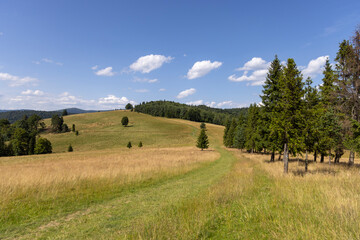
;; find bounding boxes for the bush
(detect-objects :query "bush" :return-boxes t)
[68,144,73,152]
[138,141,143,148]
[127,141,132,149]
[122,116,129,127]
[34,137,52,154]
[125,103,133,110]
[75,130,79,136]
[72,124,76,132]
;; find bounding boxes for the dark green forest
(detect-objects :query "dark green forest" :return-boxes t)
[223,28,360,173]
[134,100,248,125]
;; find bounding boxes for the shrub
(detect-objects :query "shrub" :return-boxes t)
[75,130,79,136]
[34,137,52,154]
[68,144,73,152]
[122,116,129,127]
[127,141,132,149]
[138,141,143,148]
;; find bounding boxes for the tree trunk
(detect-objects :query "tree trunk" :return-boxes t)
[278,152,282,161]
[270,151,275,162]
[305,150,308,172]
[320,154,324,163]
[349,151,355,165]
[328,149,331,165]
[283,143,289,174]
[314,150,317,162]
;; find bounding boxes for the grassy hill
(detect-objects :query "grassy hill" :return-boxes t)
[1,110,360,239]
[42,110,203,152]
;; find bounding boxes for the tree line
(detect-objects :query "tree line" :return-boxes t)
[134,100,247,125]
[223,27,360,173]
[0,113,75,157]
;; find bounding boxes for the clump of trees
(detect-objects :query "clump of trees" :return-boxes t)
[125,103,134,111]
[0,114,52,156]
[223,27,360,173]
[51,115,69,133]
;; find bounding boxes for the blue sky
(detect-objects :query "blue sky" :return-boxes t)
[0,0,359,110]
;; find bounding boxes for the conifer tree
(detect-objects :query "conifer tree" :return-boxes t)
[245,104,260,153]
[138,141,143,148]
[225,118,237,147]
[261,55,283,161]
[197,128,209,150]
[274,58,305,173]
[127,141,132,149]
[72,124,76,132]
[200,122,206,130]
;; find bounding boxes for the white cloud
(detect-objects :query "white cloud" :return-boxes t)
[187,60,222,79]
[130,54,173,73]
[228,69,268,86]
[133,77,158,83]
[135,89,149,93]
[177,88,196,99]
[21,89,44,96]
[302,56,329,78]
[186,100,203,106]
[237,57,269,71]
[32,58,63,66]
[159,88,166,92]
[95,67,115,76]
[91,65,98,70]
[0,72,39,87]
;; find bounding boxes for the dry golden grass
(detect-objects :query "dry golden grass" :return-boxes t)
[0,147,219,206]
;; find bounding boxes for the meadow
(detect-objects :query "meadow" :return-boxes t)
[1,110,360,239]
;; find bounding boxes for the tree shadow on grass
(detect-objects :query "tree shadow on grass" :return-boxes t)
[292,167,337,177]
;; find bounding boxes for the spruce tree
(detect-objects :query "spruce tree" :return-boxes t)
[225,118,237,147]
[127,141,132,149]
[261,55,283,161]
[200,122,206,130]
[275,58,305,173]
[138,141,143,148]
[197,128,209,150]
[72,124,76,132]
[245,104,260,153]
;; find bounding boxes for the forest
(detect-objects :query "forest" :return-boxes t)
[223,27,360,173]
[134,100,248,125]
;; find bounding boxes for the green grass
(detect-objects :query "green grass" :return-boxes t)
[2,111,360,239]
[43,110,197,152]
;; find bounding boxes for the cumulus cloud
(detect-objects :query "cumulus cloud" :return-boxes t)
[186,100,204,106]
[0,72,39,87]
[237,57,269,71]
[5,91,136,110]
[21,89,44,96]
[130,54,173,73]
[228,69,268,86]
[302,56,329,78]
[228,57,270,86]
[187,60,222,79]
[177,88,196,99]
[91,65,98,70]
[95,67,115,76]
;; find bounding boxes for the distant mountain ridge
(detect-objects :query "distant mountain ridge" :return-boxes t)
[0,108,98,123]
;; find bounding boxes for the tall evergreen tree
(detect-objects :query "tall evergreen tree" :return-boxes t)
[274,58,305,173]
[245,104,260,153]
[261,55,283,160]
[225,118,237,147]
[197,128,209,150]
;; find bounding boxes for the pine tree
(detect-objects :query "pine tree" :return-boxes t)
[72,124,76,132]
[200,122,206,130]
[320,59,337,108]
[138,141,143,147]
[197,128,209,150]
[127,141,132,149]
[245,104,260,153]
